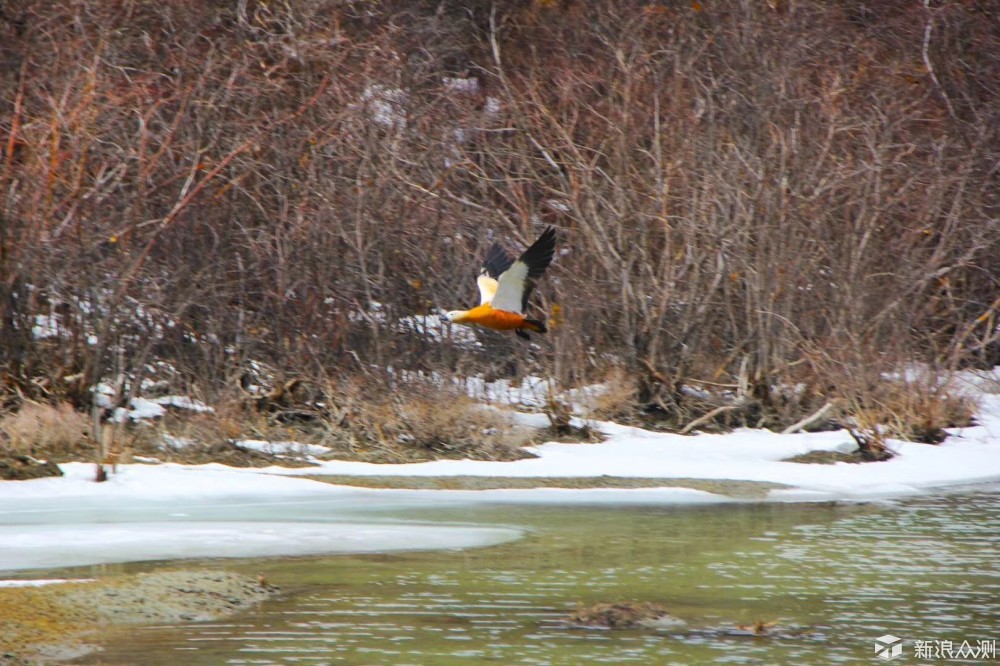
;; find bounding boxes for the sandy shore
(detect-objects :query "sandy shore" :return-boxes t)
[303,474,787,498]
[0,569,278,664]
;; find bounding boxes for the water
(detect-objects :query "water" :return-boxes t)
[78,488,999,664]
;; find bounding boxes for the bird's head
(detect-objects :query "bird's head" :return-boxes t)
[440,310,469,324]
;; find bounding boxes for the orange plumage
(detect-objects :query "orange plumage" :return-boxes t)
[452,305,546,332]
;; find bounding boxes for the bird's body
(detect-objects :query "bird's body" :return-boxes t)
[442,227,556,339]
[446,303,547,332]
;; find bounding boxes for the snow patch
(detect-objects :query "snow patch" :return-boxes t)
[114,397,166,422]
[236,440,332,458]
[361,84,407,130]
[443,77,479,94]
[399,313,480,346]
[0,578,95,587]
[32,314,61,339]
[152,396,214,413]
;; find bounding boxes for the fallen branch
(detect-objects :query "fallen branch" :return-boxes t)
[781,400,840,435]
[680,403,745,435]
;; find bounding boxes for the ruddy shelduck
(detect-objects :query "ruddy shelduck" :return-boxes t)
[441,227,557,340]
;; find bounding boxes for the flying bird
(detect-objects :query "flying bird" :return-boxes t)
[441,227,557,340]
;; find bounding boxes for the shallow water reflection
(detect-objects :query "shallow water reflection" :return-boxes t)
[84,487,1000,665]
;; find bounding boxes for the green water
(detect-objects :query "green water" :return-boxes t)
[85,488,999,665]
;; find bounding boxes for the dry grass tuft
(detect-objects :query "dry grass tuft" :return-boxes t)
[316,378,531,462]
[0,402,91,460]
[846,378,976,445]
[581,368,639,423]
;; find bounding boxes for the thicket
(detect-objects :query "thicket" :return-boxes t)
[1,0,998,448]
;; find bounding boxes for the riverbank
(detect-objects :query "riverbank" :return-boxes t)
[2,373,998,661]
[2,384,999,573]
[0,569,278,664]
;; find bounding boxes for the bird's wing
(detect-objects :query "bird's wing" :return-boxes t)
[478,243,515,305]
[477,274,499,305]
[490,227,556,314]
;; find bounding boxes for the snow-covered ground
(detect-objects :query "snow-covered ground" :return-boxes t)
[260,397,1000,501]
[2,370,999,573]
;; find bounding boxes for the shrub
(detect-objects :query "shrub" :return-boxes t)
[313,376,531,462]
[0,402,90,459]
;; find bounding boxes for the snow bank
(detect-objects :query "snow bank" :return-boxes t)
[260,409,1000,501]
[0,461,342,501]
[2,382,999,505]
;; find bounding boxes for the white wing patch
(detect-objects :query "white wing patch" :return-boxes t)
[490,261,529,313]
[477,274,499,305]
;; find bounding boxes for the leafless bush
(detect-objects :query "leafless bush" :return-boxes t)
[1,0,996,441]
[470,1,999,429]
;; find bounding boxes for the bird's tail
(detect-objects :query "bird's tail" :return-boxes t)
[523,318,547,334]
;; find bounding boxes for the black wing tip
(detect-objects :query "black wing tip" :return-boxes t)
[520,226,558,277]
[532,226,557,253]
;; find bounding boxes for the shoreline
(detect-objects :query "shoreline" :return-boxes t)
[301,474,787,498]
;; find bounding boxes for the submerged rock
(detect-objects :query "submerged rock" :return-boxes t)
[566,601,685,629]
[685,621,823,641]
[562,603,816,643]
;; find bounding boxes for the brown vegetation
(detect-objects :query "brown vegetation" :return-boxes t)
[127,373,530,465]
[305,374,531,461]
[568,601,681,629]
[1,1,997,453]
[0,402,90,457]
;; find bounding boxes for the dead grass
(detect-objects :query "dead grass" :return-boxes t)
[580,368,639,424]
[783,450,866,465]
[310,378,532,462]
[536,388,605,444]
[885,383,976,443]
[131,405,275,456]
[0,402,91,460]
[846,378,976,445]
[0,377,533,469]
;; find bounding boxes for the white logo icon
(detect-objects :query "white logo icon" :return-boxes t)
[875,634,903,661]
